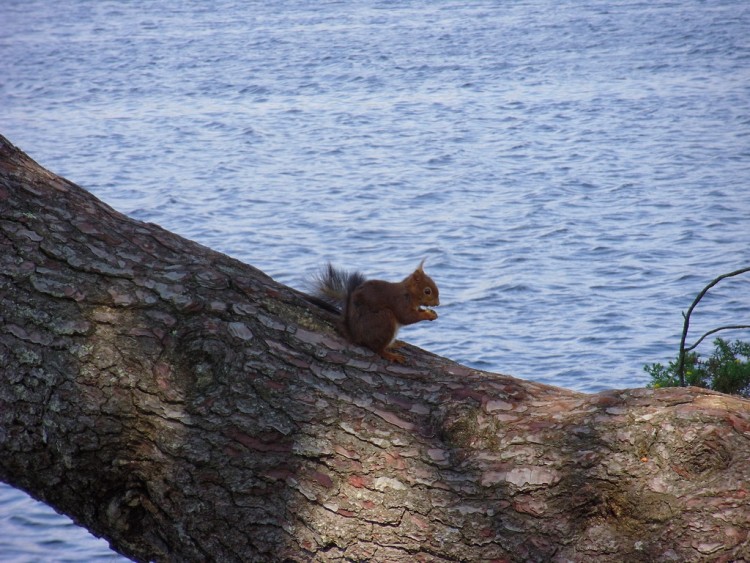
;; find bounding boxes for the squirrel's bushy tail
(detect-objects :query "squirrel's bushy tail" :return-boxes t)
[312,263,366,312]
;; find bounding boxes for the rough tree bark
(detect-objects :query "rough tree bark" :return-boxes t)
[1,133,749,563]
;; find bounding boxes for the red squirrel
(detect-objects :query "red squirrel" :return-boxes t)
[313,260,440,363]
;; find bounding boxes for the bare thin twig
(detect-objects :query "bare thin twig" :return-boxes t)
[677,266,750,386]
[685,325,750,352]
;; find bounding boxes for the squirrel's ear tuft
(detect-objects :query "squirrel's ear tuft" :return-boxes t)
[417,258,426,272]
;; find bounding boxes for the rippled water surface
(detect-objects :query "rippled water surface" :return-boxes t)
[2,0,749,559]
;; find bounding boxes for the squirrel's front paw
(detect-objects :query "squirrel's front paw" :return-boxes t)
[424,309,438,321]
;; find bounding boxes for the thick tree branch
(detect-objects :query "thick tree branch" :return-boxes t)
[1,134,749,562]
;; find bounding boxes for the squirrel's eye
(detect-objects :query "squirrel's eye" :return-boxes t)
[424,287,432,295]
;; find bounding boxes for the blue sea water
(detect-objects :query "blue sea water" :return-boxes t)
[1,0,749,559]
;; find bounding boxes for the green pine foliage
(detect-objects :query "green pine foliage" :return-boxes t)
[645,338,750,397]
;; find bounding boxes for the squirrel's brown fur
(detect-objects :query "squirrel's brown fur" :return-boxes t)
[313,261,440,363]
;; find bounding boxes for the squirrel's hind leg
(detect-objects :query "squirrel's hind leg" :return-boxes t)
[379,348,406,363]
